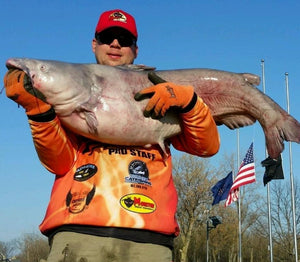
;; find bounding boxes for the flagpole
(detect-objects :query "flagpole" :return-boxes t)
[237,129,242,262]
[285,72,298,261]
[225,141,255,260]
[261,59,274,262]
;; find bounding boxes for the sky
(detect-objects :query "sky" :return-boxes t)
[1,1,300,242]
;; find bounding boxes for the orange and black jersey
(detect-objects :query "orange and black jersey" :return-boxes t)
[29,96,220,241]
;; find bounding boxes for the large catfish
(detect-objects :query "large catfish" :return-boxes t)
[5,58,300,158]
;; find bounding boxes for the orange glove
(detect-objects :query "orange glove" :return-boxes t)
[4,69,52,116]
[134,73,196,118]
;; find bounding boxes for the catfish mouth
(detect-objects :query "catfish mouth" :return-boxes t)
[6,59,22,70]
[5,58,31,78]
[5,58,34,84]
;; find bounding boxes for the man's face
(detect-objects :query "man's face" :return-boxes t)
[92,27,138,66]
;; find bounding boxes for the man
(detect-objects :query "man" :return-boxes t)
[4,9,220,262]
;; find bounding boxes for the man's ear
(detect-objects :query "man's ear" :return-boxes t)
[134,45,139,59]
[92,38,97,53]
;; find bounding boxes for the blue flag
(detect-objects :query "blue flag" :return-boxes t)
[211,172,233,205]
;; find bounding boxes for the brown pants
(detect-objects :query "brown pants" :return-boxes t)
[43,231,172,262]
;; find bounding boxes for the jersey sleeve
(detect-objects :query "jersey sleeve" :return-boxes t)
[170,96,220,157]
[29,116,78,175]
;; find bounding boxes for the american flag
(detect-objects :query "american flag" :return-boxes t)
[225,142,256,207]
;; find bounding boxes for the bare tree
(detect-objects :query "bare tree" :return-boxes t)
[0,240,16,261]
[173,150,265,262]
[173,154,218,262]
[255,180,300,261]
[15,233,49,262]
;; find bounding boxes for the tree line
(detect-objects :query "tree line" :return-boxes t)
[1,153,299,262]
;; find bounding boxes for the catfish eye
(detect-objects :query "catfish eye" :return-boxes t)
[40,64,47,72]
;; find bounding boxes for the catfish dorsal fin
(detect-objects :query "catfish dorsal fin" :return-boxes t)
[242,73,260,86]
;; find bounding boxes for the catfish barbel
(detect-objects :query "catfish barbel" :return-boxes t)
[5,58,300,158]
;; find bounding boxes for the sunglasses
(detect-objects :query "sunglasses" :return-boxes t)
[96,32,136,47]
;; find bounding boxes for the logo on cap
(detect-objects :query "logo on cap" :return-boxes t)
[109,11,127,23]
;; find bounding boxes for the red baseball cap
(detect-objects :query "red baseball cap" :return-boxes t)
[95,9,138,39]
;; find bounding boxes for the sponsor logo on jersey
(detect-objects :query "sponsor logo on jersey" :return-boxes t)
[74,164,98,181]
[120,193,156,214]
[125,160,152,186]
[66,185,96,214]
